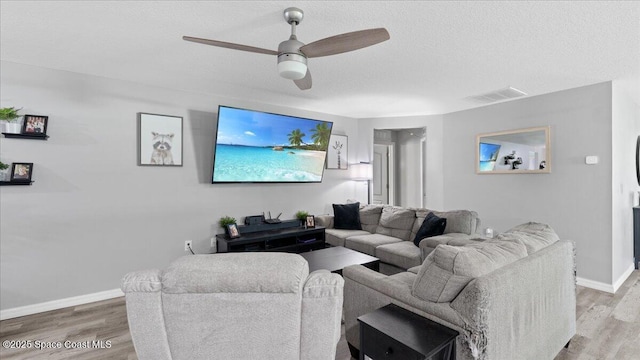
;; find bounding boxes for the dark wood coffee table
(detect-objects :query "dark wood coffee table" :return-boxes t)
[299,246,379,274]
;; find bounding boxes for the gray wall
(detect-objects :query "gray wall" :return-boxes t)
[0,61,359,310]
[442,83,614,284]
[611,79,640,283]
[395,129,426,207]
[1,61,634,311]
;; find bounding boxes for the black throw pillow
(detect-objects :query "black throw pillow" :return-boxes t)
[413,212,447,246]
[333,203,362,230]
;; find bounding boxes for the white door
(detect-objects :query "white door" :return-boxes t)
[373,144,389,204]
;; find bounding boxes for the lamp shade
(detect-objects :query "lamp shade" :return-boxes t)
[351,162,373,180]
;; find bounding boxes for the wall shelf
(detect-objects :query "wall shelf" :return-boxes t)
[2,132,49,140]
[0,181,34,186]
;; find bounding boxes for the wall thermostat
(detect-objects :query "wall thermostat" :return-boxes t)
[585,156,598,165]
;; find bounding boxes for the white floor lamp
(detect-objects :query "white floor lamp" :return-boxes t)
[351,162,373,204]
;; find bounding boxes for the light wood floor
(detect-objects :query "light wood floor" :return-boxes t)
[1,270,638,360]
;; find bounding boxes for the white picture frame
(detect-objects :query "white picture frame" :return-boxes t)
[138,113,183,166]
[326,134,348,170]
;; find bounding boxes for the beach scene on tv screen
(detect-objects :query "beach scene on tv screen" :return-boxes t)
[479,142,501,171]
[213,107,332,182]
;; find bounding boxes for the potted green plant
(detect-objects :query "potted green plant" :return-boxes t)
[219,216,237,235]
[0,107,22,133]
[0,161,9,181]
[295,211,309,227]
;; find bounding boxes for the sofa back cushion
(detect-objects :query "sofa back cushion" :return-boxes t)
[496,222,559,255]
[412,240,527,302]
[412,209,479,239]
[375,206,416,241]
[359,204,384,233]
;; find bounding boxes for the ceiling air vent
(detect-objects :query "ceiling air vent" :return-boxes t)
[466,86,527,104]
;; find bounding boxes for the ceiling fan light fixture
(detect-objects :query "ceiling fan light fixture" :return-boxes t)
[184,7,390,90]
[277,53,307,80]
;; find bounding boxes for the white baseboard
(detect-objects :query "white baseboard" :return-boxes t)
[576,277,614,293]
[577,264,635,294]
[612,263,635,293]
[0,288,124,321]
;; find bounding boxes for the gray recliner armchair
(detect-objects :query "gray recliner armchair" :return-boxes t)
[121,253,344,360]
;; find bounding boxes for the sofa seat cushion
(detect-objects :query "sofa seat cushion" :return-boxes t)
[375,206,416,241]
[325,229,370,247]
[412,240,527,302]
[497,222,560,255]
[345,234,403,256]
[407,265,421,274]
[421,233,472,248]
[375,242,423,270]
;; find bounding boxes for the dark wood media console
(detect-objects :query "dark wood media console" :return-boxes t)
[216,220,326,253]
[634,207,639,269]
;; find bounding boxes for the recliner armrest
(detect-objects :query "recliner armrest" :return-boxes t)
[301,269,345,359]
[121,269,162,293]
[303,270,344,298]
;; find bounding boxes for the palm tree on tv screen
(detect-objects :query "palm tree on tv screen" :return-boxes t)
[288,129,305,147]
[310,123,330,150]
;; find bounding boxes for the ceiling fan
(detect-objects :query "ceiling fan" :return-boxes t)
[183,7,390,90]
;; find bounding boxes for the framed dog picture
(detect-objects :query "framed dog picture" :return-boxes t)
[138,113,183,166]
[305,215,315,228]
[10,163,33,182]
[22,115,48,136]
[226,224,240,238]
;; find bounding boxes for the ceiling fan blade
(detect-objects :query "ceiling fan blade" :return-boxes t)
[183,36,278,56]
[294,69,312,90]
[300,28,389,58]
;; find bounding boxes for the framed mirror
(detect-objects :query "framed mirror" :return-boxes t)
[476,126,550,174]
[636,135,640,186]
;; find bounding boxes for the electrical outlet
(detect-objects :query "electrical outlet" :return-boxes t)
[184,240,192,252]
[210,237,215,247]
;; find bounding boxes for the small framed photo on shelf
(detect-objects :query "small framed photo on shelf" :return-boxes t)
[305,215,316,228]
[22,115,48,136]
[10,162,33,182]
[226,224,240,238]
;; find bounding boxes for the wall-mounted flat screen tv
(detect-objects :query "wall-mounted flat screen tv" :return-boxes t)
[212,106,333,183]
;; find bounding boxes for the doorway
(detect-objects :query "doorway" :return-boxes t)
[373,144,393,204]
[373,128,426,207]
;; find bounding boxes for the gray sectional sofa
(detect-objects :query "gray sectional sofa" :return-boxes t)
[343,222,576,360]
[316,204,484,274]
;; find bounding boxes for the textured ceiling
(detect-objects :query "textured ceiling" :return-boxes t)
[1,1,638,118]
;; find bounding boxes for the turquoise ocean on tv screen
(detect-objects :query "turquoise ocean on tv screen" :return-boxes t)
[213,144,325,182]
